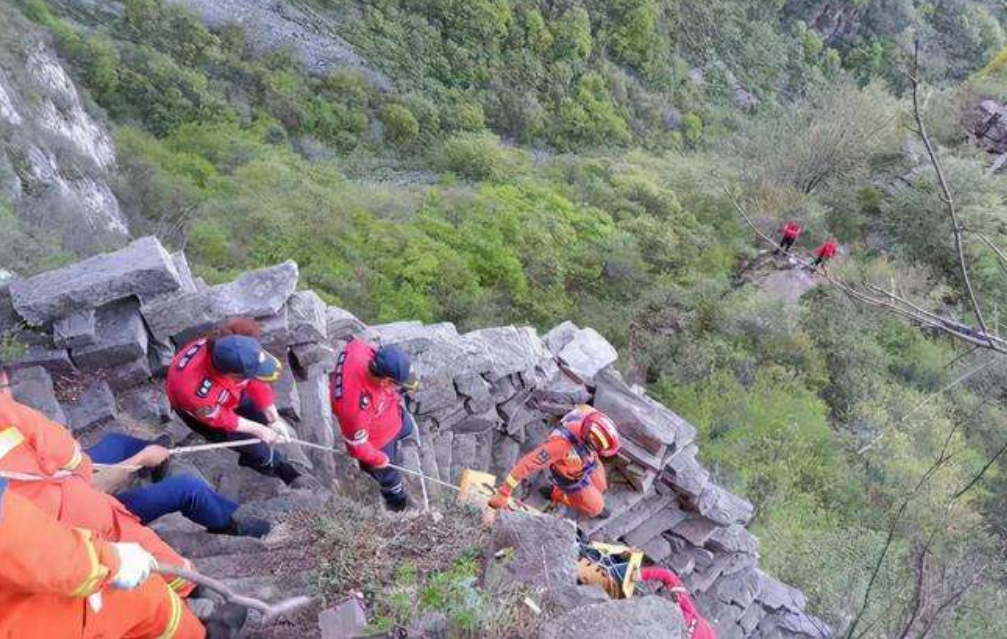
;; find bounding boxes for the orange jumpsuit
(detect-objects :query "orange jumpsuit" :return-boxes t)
[0,477,204,638]
[0,391,195,597]
[500,405,608,517]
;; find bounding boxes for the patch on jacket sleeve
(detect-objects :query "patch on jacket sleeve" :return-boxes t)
[359,393,371,411]
[196,378,214,398]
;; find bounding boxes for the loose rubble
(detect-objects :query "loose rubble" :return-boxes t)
[0,237,830,638]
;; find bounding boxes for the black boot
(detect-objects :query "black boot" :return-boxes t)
[537,485,554,501]
[208,517,271,539]
[203,602,248,639]
[383,490,409,512]
[273,460,302,485]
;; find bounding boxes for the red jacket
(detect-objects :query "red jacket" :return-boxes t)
[638,567,716,639]
[782,222,801,240]
[816,241,837,260]
[165,338,274,432]
[330,339,404,467]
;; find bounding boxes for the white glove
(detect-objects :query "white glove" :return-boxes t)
[270,418,294,444]
[111,542,156,590]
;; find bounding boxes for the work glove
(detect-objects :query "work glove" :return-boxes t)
[488,492,512,510]
[270,418,294,444]
[369,451,391,469]
[111,542,156,590]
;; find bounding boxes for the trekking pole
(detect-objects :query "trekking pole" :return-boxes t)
[155,564,313,623]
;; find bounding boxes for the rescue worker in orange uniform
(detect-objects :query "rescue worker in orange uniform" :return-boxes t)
[489,405,620,518]
[0,365,197,598]
[0,476,205,638]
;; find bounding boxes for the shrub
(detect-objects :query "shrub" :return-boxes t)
[380,103,420,146]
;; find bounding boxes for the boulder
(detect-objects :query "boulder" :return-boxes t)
[117,383,173,424]
[707,524,759,555]
[664,444,709,498]
[697,483,754,526]
[593,369,685,456]
[142,261,299,344]
[555,327,617,383]
[755,570,806,613]
[148,340,174,377]
[9,236,183,325]
[463,326,552,381]
[285,290,327,345]
[489,511,578,589]
[622,503,688,547]
[105,357,152,392]
[530,372,591,416]
[325,306,367,341]
[10,366,66,423]
[543,320,579,354]
[294,371,336,484]
[52,309,97,349]
[71,298,149,371]
[540,596,687,639]
[64,380,117,433]
[171,251,198,293]
[273,358,302,420]
[7,345,75,376]
[318,598,367,639]
[713,567,762,610]
[290,341,336,375]
[669,514,720,547]
[0,279,18,336]
[541,584,609,614]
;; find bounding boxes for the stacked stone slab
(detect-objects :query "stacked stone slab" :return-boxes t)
[0,239,828,638]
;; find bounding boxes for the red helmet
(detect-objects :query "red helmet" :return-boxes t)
[584,412,620,457]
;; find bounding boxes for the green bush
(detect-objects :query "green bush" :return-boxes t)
[380,103,420,146]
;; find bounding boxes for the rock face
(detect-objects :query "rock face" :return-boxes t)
[10,237,182,325]
[0,239,828,638]
[540,596,687,639]
[0,4,128,257]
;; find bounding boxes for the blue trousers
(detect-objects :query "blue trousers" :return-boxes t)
[88,433,238,529]
[177,396,286,476]
[363,410,415,504]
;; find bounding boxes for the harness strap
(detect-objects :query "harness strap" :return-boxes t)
[549,425,597,493]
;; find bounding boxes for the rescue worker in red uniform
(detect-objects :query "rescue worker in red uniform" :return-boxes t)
[330,339,418,512]
[776,221,802,254]
[0,476,206,638]
[488,405,620,518]
[166,319,302,485]
[638,566,717,639]
[811,239,838,271]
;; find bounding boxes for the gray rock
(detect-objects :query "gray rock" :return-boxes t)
[543,320,579,354]
[285,290,327,344]
[71,298,149,371]
[10,366,67,423]
[713,567,762,609]
[273,358,302,420]
[432,430,453,484]
[593,368,685,456]
[52,309,97,348]
[9,236,182,325]
[64,380,117,432]
[0,280,19,336]
[664,444,709,498]
[105,357,152,392]
[7,344,75,376]
[325,306,367,341]
[531,372,591,416]
[670,514,720,547]
[597,492,677,541]
[542,584,609,614]
[463,326,552,381]
[697,483,754,526]
[739,602,766,635]
[142,261,298,344]
[294,371,336,484]
[171,251,198,293]
[454,374,493,411]
[489,511,578,589]
[755,570,806,613]
[555,327,617,383]
[318,598,367,639]
[451,404,501,435]
[449,432,477,486]
[639,536,672,562]
[290,341,336,375]
[540,596,686,639]
[623,503,688,547]
[117,383,173,424]
[707,524,758,555]
[148,340,174,377]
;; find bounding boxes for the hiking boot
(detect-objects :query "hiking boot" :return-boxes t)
[383,491,410,513]
[203,602,247,639]
[537,485,555,502]
[273,460,302,485]
[208,517,271,539]
[595,506,611,519]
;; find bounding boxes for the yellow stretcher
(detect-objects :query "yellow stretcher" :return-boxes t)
[457,469,540,524]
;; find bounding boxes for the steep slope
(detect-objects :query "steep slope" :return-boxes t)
[0,3,128,261]
[1,237,829,638]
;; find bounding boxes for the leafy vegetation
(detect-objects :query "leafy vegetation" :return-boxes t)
[8,0,1007,634]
